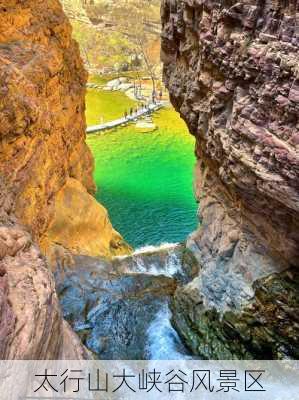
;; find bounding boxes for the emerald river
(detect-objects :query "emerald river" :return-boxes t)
[86,87,197,248]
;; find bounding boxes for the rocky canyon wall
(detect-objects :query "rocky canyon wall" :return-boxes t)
[161,0,299,358]
[0,178,90,359]
[0,0,130,265]
[0,0,129,359]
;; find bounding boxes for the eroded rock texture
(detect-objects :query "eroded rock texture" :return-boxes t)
[161,0,299,358]
[0,0,130,359]
[0,225,91,359]
[0,180,90,359]
[0,0,130,264]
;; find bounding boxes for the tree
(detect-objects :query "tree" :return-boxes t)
[63,0,162,88]
[106,0,161,90]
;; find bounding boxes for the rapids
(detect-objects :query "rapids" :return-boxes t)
[56,244,198,360]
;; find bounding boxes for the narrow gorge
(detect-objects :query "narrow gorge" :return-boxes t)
[0,0,298,361]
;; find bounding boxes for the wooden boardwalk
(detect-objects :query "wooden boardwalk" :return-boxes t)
[86,102,164,134]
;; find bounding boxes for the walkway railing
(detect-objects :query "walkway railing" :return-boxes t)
[86,102,164,134]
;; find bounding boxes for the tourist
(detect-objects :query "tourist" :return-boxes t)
[152,90,157,104]
[124,110,128,120]
[146,104,150,115]
[134,82,137,99]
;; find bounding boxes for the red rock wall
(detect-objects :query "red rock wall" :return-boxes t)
[0,179,90,359]
[161,0,299,269]
[0,0,130,263]
[0,0,92,236]
[162,0,299,359]
[0,0,128,359]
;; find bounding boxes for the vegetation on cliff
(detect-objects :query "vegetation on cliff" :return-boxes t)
[1,0,298,363]
[61,0,161,80]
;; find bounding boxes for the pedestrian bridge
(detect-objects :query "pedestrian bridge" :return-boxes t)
[86,102,164,134]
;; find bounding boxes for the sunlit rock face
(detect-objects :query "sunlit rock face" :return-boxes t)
[0,0,130,262]
[0,0,129,359]
[161,0,299,358]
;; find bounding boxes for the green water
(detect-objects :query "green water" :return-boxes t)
[86,89,136,126]
[86,90,197,248]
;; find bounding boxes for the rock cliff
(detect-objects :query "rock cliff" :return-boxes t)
[0,0,130,265]
[0,0,129,359]
[0,179,90,359]
[161,0,299,358]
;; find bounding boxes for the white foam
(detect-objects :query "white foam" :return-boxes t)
[115,243,183,277]
[114,242,179,261]
[145,303,192,360]
[133,242,179,255]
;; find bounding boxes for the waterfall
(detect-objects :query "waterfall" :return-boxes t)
[145,303,193,360]
[114,242,184,277]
